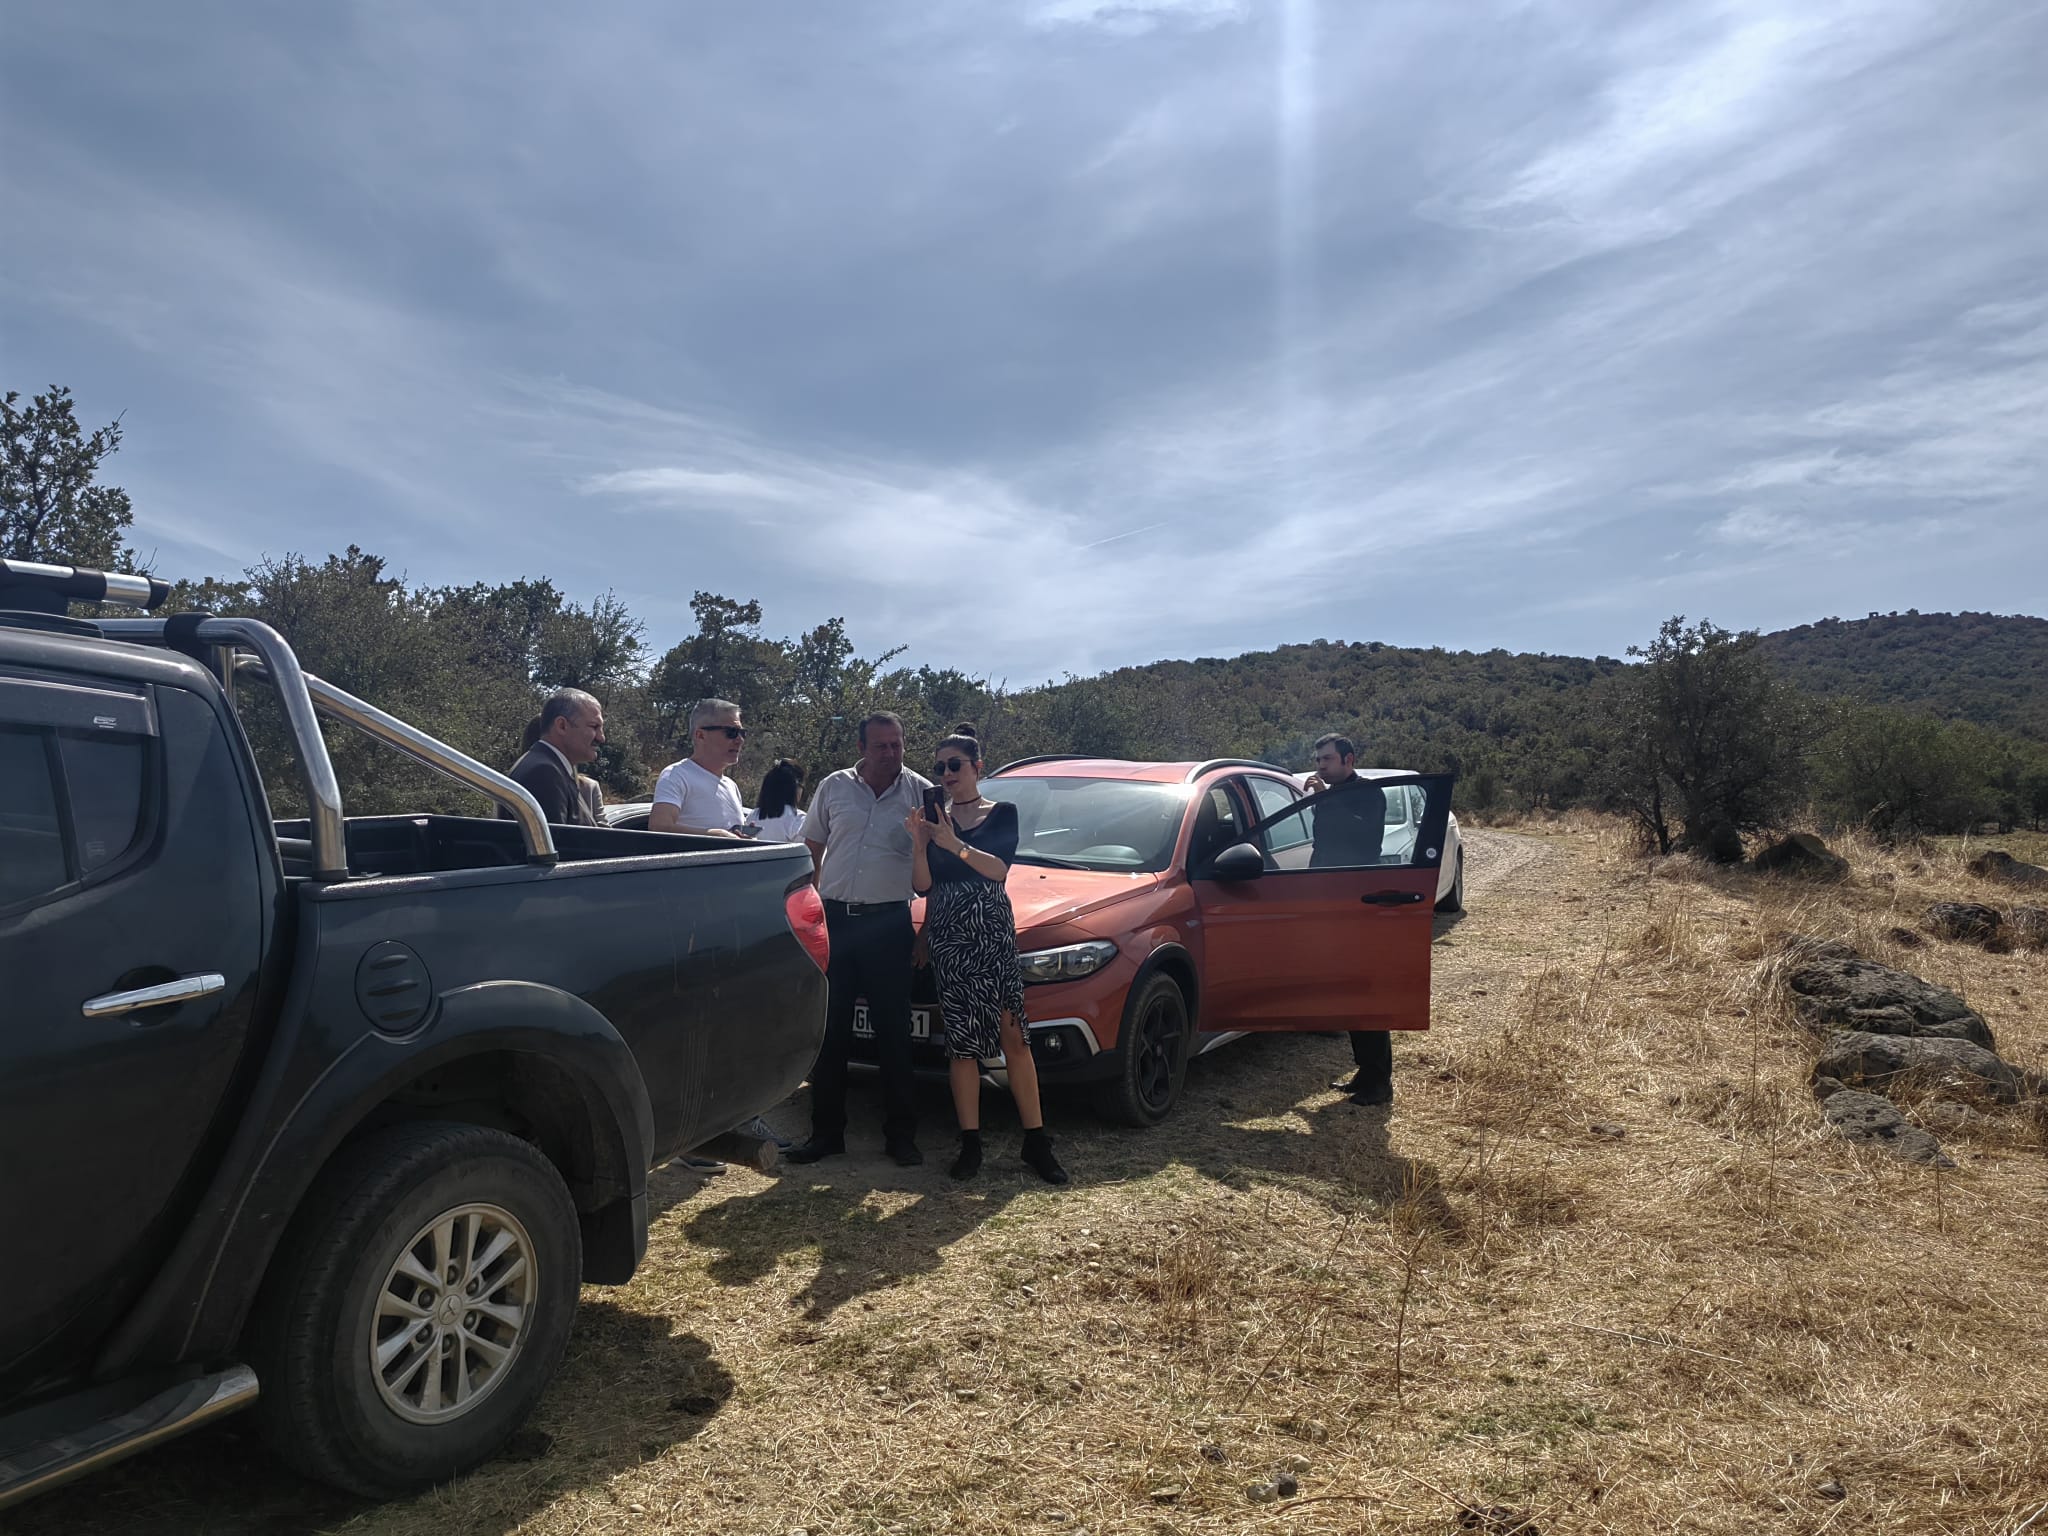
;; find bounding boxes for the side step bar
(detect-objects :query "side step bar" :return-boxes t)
[0,1364,258,1511]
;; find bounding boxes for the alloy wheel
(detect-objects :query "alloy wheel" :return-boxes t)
[370,1203,536,1424]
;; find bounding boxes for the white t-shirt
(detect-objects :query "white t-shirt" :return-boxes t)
[745,806,807,842]
[652,757,745,833]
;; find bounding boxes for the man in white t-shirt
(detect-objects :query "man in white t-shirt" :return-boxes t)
[650,698,750,838]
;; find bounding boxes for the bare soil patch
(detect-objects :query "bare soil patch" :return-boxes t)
[20,824,2048,1536]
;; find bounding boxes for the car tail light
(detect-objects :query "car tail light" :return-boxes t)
[784,884,829,973]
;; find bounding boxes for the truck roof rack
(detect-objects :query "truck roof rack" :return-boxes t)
[0,559,170,615]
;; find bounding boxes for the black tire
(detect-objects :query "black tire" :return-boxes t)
[245,1121,583,1498]
[1436,849,1465,913]
[1098,972,1190,1127]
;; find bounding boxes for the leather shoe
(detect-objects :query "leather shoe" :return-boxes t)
[1330,1073,1364,1093]
[670,1153,726,1174]
[787,1138,845,1164]
[885,1139,924,1167]
[1347,1080,1394,1107]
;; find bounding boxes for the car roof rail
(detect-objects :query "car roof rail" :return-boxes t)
[1183,758,1288,782]
[0,558,171,616]
[987,753,1103,776]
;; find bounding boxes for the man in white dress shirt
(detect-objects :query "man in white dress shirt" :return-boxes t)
[787,711,932,1166]
[650,698,750,838]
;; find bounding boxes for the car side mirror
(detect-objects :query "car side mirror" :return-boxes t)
[1209,841,1265,881]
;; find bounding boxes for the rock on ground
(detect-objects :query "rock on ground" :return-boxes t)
[1776,932,1859,963]
[1821,1090,1956,1168]
[1969,850,2048,888]
[1752,833,1851,881]
[1926,902,2008,948]
[1785,956,1996,1050]
[1813,1031,2023,1104]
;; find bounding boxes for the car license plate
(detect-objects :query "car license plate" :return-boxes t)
[852,1003,933,1041]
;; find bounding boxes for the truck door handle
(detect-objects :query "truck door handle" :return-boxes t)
[81,973,227,1018]
[1359,891,1424,905]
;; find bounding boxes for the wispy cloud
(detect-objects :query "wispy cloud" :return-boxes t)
[0,0,2041,682]
[1030,0,1249,36]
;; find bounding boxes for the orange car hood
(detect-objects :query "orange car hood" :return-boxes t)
[1002,866,1161,933]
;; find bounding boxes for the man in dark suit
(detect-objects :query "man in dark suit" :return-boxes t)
[506,689,606,826]
[1303,732,1396,1108]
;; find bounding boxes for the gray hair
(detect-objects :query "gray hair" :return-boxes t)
[540,689,602,732]
[689,697,742,734]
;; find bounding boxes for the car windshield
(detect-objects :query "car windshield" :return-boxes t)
[984,776,1192,873]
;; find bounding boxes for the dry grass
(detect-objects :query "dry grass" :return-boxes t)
[20,820,2048,1536]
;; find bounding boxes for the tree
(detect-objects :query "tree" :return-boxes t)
[2025,768,2048,832]
[643,592,787,750]
[2,386,136,570]
[1600,617,1808,858]
[1813,703,1986,838]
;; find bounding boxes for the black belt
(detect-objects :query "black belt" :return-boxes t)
[823,898,909,917]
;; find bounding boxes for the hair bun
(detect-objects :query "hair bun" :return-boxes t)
[952,722,979,740]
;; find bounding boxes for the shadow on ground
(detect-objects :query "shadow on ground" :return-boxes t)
[7,1302,731,1536]
[677,906,1470,1324]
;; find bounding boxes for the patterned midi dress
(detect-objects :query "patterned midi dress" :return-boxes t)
[924,801,1029,1062]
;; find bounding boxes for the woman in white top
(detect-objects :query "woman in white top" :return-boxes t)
[744,759,807,841]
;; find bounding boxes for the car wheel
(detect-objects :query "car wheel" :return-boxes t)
[1436,849,1465,913]
[1098,972,1190,1127]
[246,1121,582,1498]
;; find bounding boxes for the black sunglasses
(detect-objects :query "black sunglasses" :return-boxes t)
[700,725,747,739]
[932,756,972,775]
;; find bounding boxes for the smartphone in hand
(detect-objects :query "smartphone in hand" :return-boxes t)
[922,786,945,823]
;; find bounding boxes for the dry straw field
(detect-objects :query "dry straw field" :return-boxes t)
[18,823,2048,1536]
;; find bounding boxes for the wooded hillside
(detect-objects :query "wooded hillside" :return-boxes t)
[1759,611,2048,741]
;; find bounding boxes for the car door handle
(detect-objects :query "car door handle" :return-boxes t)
[1359,891,1424,905]
[81,973,228,1018]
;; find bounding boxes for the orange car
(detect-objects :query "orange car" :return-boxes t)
[848,756,1454,1125]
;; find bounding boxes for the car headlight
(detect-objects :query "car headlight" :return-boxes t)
[1016,940,1119,985]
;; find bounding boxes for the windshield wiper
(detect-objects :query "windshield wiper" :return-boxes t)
[1013,852,1099,871]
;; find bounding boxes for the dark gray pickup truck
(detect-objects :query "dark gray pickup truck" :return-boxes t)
[0,560,828,1505]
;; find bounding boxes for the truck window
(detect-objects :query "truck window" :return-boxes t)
[0,726,69,907]
[58,729,148,873]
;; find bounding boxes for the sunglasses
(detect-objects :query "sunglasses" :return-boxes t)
[932,757,973,775]
[700,725,747,739]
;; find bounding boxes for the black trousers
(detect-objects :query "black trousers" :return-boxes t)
[810,903,918,1144]
[1348,1028,1392,1084]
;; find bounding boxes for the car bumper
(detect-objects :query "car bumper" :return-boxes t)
[846,1010,1119,1085]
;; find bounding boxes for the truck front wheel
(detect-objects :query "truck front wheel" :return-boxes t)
[246,1121,583,1497]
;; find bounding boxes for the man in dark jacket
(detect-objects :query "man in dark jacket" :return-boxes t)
[1303,732,1396,1107]
[507,689,605,826]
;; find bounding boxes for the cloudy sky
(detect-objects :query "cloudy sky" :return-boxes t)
[4,0,2044,682]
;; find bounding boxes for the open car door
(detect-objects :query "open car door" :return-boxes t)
[1190,773,1453,1033]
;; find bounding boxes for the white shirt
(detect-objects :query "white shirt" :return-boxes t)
[799,764,933,904]
[745,806,807,842]
[652,757,746,833]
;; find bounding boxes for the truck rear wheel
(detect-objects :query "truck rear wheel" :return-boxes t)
[246,1121,582,1497]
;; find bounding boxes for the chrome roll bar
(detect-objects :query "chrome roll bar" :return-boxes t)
[96,617,557,877]
[240,657,557,870]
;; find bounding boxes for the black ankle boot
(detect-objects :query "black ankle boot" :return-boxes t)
[950,1130,982,1180]
[1021,1128,1069,1186]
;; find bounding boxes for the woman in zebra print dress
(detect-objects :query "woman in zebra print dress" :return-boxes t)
[907,727,1069,1184]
